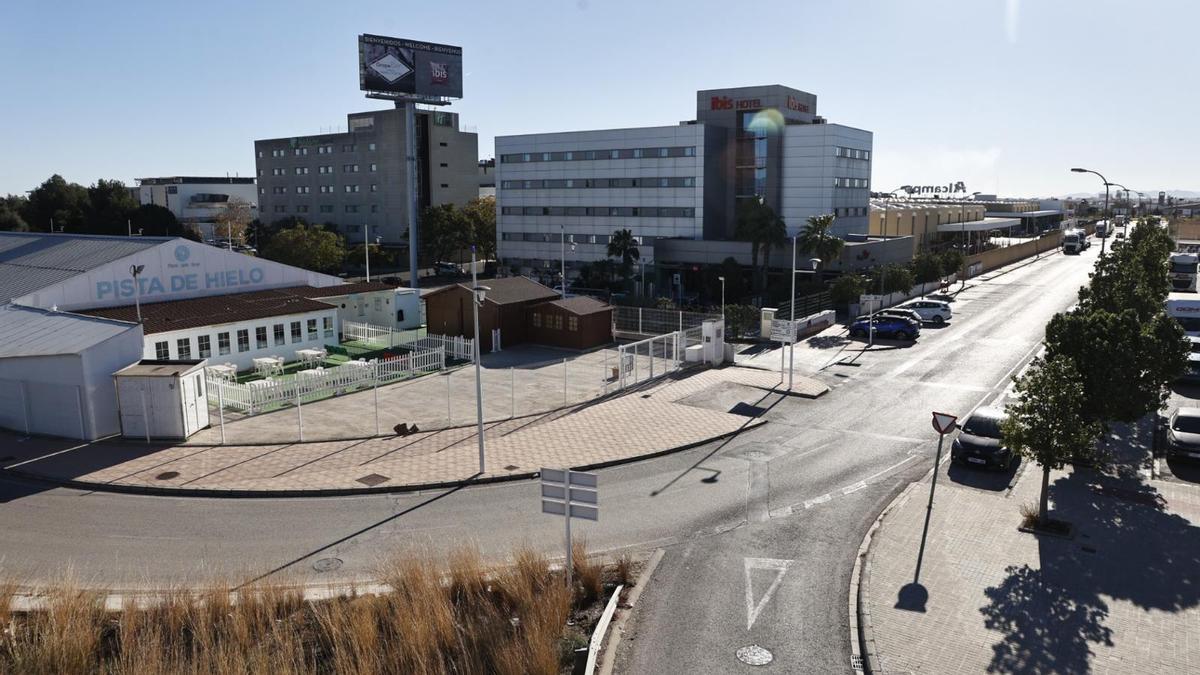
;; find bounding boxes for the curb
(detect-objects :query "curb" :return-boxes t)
[849,480,920,675]
[598,548,665,675]
[0,420,766,500]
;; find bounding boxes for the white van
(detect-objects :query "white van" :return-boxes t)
[1167,293,1200,335]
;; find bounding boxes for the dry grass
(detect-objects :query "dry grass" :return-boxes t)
[0,544,619,674]
[1019,501,1040,528]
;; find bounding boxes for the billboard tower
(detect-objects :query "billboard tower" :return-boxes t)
[359,34,463,288]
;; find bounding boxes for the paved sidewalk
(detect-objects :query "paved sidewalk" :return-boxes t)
[861,461,1200,674]
[1,366,825,495]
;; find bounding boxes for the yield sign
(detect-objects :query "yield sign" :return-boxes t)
[931,411,957,435]
[744,557,793,630]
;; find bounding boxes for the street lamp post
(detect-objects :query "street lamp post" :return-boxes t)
[1071,168,1111,256]
[129,264,145,324]
[789,257,821,388]
[959,192,982,289]
[470,247,489,475]
[364,227,371,282]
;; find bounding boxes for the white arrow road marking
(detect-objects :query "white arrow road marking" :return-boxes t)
[744,557,793,630]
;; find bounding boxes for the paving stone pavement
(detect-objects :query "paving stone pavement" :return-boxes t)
[864,461,1200,674]
[5,366,825,494]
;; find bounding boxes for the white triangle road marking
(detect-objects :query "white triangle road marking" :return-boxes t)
[744,557,793,630]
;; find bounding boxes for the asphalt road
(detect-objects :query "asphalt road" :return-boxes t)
[0,243,1098,673]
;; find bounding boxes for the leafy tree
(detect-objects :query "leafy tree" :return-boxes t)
[261,225,346,273]
[0,195,29,231]
[724,304,760,339]
[797,213,844,273]
[1079,220,1173,322]
[214,196,254,245]
[829,274,866,306]
[130,204,185,237]
[25,174,89,232]
[85,179,139,235]
[881,265,915,295]
[607,228,641,287]
[461,196,496,259]
[421,203,467,263]
[1002,356,1101,526]
[734,199,787,291]
[939,249,965,280]
[912,252,943,284]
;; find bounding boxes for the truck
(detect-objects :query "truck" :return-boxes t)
[1061,229,1090,254]
[1166,292,1200,335]
[1169,253,1199,292]
[1095,220,1111,238]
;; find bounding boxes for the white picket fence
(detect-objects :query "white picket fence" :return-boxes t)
[342,320,474,361]
[206,345,445,414]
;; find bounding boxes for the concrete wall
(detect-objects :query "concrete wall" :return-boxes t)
[966,231,1061,275]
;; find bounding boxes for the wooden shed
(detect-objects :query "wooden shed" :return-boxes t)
[526,297,614,350]
[422,277,559,352]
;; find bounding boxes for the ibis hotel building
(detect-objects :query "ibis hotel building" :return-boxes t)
[495,85,873,281]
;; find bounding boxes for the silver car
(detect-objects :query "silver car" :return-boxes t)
[897,299,953,325]
[1166,408,1200,461]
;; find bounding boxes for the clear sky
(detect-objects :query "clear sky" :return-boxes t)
[1,0,1194,199]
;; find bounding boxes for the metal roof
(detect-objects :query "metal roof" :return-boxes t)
[935,217,1023,233]
[0,232,167,304]
[0,303,140,358]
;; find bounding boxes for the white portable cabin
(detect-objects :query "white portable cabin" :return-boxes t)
[114,360,209,440]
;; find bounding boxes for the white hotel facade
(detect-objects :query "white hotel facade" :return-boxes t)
[495,85,873,281]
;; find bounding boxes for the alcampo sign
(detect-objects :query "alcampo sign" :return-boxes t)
[901,181,968,196]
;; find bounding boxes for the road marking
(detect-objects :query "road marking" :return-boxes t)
[802,493,832,509]
[842,481,867,495]
[748,461,771,523]
[744,557,793,630]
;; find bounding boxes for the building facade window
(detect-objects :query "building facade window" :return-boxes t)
[500,145,697,163]
[255,326,268,349]
[237,329,250,352]
[345,205,359,213]
[369,163,377,172]
[323,316,334,338]
[320,205,334,213]
[274,323,285,346]
[291,321,302,343]
[307,319,318,341]
[343,164,359,173]
[368,142,376,151]
[198,335,211,358]
[218,332,231,355]
[568,316,579,331]
[532,313,541,328]
[177,338,191,360]
[155,341,169,360]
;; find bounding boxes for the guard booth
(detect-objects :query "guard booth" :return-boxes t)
[114,360,209,440]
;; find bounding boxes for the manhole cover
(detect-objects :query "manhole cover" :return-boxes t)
[312,557,343,573]
[356,473,389,487]
[736,645,773,666]
[504,464,520,471]
[155,471,180,480]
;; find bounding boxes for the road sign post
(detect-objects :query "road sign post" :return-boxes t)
[541,468,599,590]
[770,319,797,387]
[914,411,958,583]
[861,294,884,348]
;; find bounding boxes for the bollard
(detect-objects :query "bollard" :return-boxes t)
[373,371,380,436]
[511,366,515,418]
[447,371,452,426]
[217,384,226,445]
[296,385,304,442]
[563,357,568,406]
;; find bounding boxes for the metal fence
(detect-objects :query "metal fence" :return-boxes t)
[612,306,721,336]
[206,345,445,414]
[775,291,832,322]
[342,320,473,360]
[616,330,689,389]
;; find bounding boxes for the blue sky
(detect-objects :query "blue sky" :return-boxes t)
[1,0,1194,199]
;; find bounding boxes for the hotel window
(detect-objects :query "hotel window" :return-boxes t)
[323,316,334,338]
[344,164,359,173]
[370,205,379,213]
[155,341,169,360]
[320,205,334,213]
[255,326,268,349]
[274,206,286,213]
[218,332,231,355]
[342,144,356,152]
[568,316,579,331]
[257,151,263,158]
[297,205,309,213]
[198,335,211,358]
[291,321,302,343]
[370,184,377,192]
[177,338,191,360]
[236,329,250,352]
[345,205,359,213]
[368,142,376,151]
[369,163,377,172]
[274,323,285,346]
[307,319,318,341]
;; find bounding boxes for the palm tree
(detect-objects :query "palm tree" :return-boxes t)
[607,228,641,288]
[734,199,788,291]
[797,213,844,272]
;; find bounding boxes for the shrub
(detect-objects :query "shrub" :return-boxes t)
[830,274,866,306]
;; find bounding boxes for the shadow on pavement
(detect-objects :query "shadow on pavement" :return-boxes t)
[978,465,1200,674]
[947,457,1021,492]
[1164,458,1200,484]
[806,334,851,350]
[0,431,181,502]
[894,582,929,613]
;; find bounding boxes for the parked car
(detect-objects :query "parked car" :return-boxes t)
[896,299,953,325]
[848,316,920,341]
[1164,407,1200,461]
[855,309,922,324]
[952,406,1016,470]
[434,261,461,275]
[1177,353,1200,384]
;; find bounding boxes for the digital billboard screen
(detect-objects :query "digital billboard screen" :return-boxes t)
[358,34,463,99]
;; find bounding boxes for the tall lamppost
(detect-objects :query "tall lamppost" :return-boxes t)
[959,192,982,289]
[559,225,575,299]
[129,264,145,324]
[789,256,820,386]
[717,275,726,323]
[470,246,489,475]
[364,228,381,282]
[1071,168,1111,256]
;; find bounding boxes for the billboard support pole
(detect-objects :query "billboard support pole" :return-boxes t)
[401,100,420,289]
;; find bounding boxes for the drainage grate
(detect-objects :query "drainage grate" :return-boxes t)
[851,654,864,670]
[155,471,180,480]
[504,464,520,471]
[736,645,774,666]
[312,557,343,573]
[356,473,389,487]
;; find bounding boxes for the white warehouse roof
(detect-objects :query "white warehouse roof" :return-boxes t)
[0,303,141,358]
